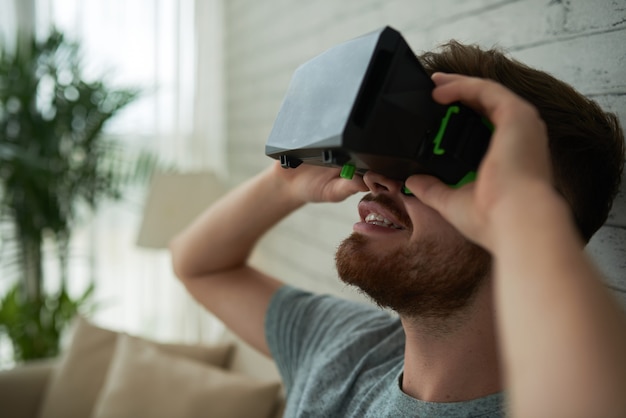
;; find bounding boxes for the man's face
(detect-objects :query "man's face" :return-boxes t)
[335,171,490,319]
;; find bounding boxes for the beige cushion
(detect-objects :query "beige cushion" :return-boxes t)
[0,359,56,418]
[92,334,281,418]
[38,317,232,418]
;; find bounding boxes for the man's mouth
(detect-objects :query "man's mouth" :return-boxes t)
[364,212,403,229]
[357,193,411,231]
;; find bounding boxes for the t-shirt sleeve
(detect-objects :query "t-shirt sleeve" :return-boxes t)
[265,285,395,390]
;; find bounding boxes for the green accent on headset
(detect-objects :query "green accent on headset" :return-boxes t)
[340,163,356,179]
[481,116,494,132]
[432,105,460,155]
[453,171,476,188]
[402,184,412,195]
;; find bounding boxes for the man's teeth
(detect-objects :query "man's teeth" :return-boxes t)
[364,213,402,229]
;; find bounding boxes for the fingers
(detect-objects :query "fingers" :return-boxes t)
[404,174,468,223]
[415,73,554,249]
[431,72,551,182]
[333,175,368,200]
[404,174,448,209]
[431,73,543,130]
[431,72,501,109]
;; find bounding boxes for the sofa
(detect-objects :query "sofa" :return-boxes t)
[0,317,285,418]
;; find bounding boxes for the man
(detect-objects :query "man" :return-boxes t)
[170,42,626,417]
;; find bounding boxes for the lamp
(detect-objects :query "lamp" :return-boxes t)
[136,171,225,249]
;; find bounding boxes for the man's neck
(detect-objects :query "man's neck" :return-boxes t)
[400,286,502,403]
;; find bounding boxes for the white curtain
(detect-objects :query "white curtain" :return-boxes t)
[1,0,226,344]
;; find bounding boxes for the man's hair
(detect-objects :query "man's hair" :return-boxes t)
[419,41,625,242]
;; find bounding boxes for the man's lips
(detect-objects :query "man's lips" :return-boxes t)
[357,194,410,231]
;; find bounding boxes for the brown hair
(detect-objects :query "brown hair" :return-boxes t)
[418,41,625,242]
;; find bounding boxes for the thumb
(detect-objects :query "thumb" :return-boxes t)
[406,174,482,244]
[404,174,454,214]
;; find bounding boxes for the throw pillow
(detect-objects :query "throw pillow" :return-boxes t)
[38,317,232,418]
[92,334,281,418]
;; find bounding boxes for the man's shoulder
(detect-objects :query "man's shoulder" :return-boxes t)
[265,284,403,373]
[269,285,397,328]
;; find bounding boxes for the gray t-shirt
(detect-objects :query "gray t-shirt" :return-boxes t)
[266,285,504,417]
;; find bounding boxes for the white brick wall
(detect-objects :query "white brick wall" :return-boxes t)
[223,0,626,304]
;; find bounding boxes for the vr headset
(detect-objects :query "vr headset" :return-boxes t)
[265,26,492,186]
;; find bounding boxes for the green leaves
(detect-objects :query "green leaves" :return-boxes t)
[0,29,141,239]
[0,28,145,362]
[0,282,96,361]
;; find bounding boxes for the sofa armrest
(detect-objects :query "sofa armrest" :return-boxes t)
[0,359,57,418]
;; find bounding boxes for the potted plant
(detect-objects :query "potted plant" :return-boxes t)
[0,29,146,362]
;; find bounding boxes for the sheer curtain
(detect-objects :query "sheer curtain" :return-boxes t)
[1,0,226,344]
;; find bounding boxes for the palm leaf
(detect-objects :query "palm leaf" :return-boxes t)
[0,28,157,362]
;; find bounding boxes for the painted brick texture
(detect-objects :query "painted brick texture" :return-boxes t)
[223,0,626,304]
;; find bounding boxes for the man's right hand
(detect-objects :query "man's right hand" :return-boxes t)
[169,160,366,357]
[271,161,368,205]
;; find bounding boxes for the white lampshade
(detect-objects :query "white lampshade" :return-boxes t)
[136,171,225,249]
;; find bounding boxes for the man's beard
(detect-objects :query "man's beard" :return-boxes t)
[335,201,491,320]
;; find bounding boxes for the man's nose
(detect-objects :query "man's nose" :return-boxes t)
[362,171,403,195]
